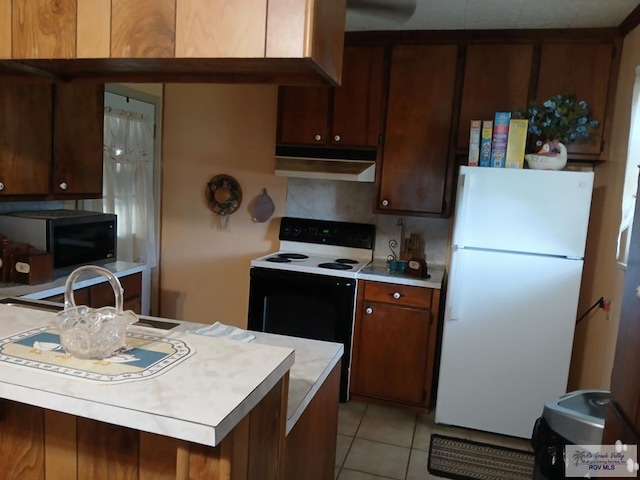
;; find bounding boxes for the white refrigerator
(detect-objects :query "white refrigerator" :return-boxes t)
[435,166,594,439]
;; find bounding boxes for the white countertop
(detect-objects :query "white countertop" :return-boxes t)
[242,332,341,435]
[151,319,343,436]
[358,260,445,289]
[0,304,295,447]
[0,261,146,300]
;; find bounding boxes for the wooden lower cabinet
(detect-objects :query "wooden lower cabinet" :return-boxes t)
[284,362,340,480]
[0,376,288,480]
[351,281,439,408]
[42,272,142,314]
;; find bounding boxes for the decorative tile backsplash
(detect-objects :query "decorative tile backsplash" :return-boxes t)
[285,178,450,265]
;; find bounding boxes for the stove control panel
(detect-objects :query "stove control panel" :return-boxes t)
[279,217,375,250]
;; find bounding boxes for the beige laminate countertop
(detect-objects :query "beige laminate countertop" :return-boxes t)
[358,260,444,289]
[0,299,342,440]
[0,261,146,300]
[0,304,294,447]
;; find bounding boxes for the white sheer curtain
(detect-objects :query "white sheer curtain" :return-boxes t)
[102,107,157,268]
[618,66,640,263]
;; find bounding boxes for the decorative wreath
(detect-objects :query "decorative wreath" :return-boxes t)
[205,174,243,216]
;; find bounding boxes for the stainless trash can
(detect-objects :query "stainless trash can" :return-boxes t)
[531,389,610,479]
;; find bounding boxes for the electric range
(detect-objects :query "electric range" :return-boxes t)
[247,217,376,402]
[250,217,375,278]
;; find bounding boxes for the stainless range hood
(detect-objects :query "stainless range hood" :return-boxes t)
[275,146,377,182]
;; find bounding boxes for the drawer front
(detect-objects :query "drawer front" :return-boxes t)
[364,281,431,309]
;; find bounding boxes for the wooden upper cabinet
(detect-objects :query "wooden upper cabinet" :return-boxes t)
[3,0,346,84]
[457,43,534,149]
[11,0,76,59]
[52,84,104,197]
[331,45,385,147]
[535,43,613,157]
[0,84,52,195]
[279,87,331,145]
[278,45,385,147]
[112,0,176,58]
[378,44,458,215]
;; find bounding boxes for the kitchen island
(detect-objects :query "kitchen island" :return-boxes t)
[0,304,342,480]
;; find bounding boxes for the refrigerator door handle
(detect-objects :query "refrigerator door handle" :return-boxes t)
[447,247,464,322]
[452,173,472,247]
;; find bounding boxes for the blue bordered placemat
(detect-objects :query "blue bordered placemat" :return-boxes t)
[0,326,194,383]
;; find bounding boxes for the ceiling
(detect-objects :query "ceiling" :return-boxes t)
[345,0,640,32]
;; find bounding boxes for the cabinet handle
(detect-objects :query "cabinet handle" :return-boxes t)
[381,199,389,207]
[334,134,341,142]
[314,134,322,141]
[392,292,403,300]
[59,182,68,190]
[0,182,4,191]
[365,307,373,315]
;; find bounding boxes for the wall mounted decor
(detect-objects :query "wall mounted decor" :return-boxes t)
[205,174,242,231]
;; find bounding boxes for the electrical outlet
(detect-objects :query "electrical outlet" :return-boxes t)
[603,298,612,322]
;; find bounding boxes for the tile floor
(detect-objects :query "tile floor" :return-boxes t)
[335,400,533,480]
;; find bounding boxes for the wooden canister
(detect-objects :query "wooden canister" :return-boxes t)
[11,247,53,285]
[406,257,428,278]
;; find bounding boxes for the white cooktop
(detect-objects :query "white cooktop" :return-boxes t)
[251,253,370,279]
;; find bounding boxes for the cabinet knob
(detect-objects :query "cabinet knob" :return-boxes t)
[365,307,373,315]
[59,182,68,190]
[393,292,402,300]
[334,134,341,142]
[314,134,322,141]
[381,199,389,207]
[0,182,4,191]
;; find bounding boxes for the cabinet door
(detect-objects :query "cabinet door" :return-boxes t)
[52,84,104,196]
[378,44,458,215]
[278,86,330,145]
[354,301,432,406]
[606,173,640,437]
[331,45,385,147]
[0,84,52,195]
[43,287,90,306]
[536,43,613,156]
[457,43,534,149]
[90,273,142,314]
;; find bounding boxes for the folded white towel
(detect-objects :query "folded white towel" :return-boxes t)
[191,322,256,343]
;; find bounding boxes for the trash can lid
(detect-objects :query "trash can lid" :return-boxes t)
[542,389,610,445]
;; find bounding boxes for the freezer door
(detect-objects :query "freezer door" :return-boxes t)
[436,248,583,438]
[453,166,594,258]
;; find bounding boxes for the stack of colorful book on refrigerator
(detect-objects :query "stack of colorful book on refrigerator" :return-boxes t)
[468,112,528,168]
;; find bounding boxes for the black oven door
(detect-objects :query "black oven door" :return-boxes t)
[247,267,356,401]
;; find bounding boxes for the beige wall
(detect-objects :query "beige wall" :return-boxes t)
[569,27,640,390]
[159,84,287,327]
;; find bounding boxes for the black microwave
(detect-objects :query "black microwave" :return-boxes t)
[0,210,117,274]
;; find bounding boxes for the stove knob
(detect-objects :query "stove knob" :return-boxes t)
[293,226,302,236]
